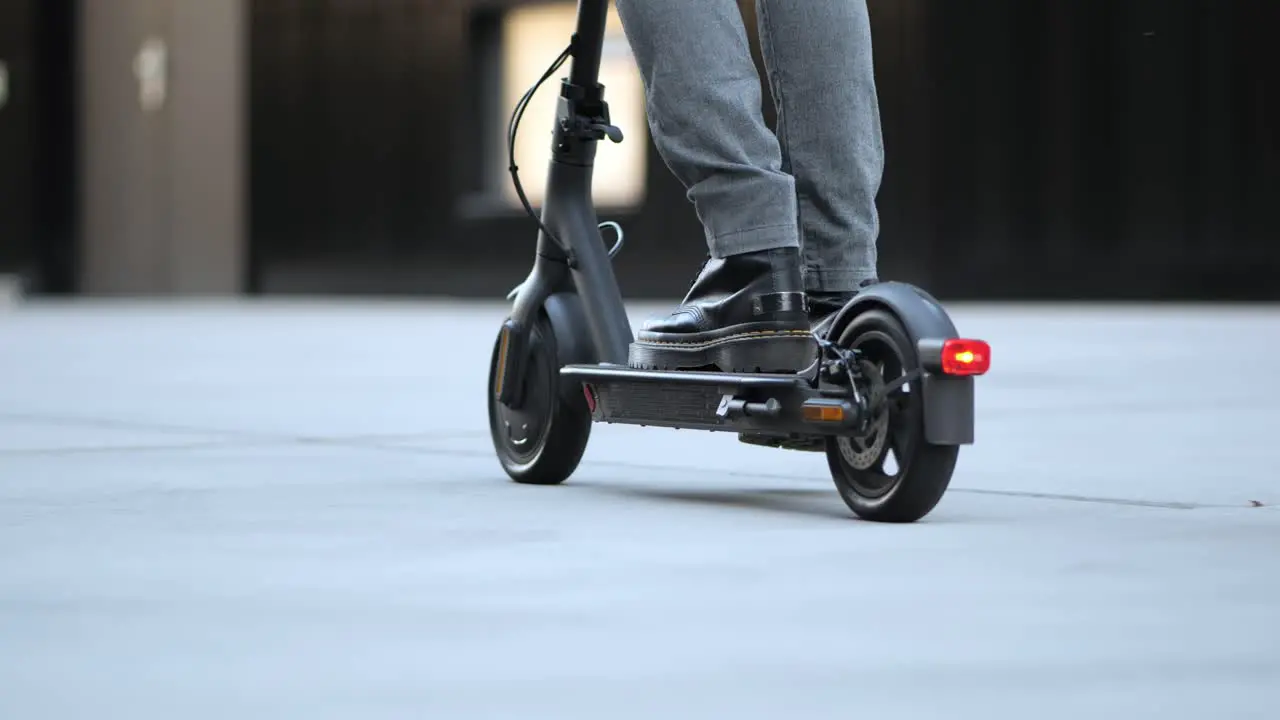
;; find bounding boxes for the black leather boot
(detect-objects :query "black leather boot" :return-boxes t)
[628,247,815,372]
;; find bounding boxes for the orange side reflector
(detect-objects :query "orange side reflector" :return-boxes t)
[494,326,510,396]
[802,404,845,423]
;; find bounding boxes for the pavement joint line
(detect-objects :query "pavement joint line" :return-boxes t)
[949,487,1202,510]
[0,411,488,445]
[0,412,267,440]
[0,434,485,457]
[0,414,1260,512]
[0,439,276,458]
[347,441,1242,511]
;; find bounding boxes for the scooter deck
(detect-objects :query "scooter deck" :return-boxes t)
[561,363,860,439]
[562,364,808,389]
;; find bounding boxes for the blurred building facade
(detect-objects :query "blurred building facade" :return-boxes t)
[2,0,1277,300]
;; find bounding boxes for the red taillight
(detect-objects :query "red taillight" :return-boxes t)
[940,338,990,376]
[582,384,597,412]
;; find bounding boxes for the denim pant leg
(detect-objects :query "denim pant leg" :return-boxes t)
[613,0,800,258]
[614,0,883,290]
[756,0,884,291]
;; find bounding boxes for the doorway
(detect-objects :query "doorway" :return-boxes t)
[79,0,245,295]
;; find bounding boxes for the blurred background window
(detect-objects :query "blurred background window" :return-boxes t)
[498,1,648,210]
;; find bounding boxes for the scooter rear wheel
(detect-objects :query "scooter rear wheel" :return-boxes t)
[487,313,592,485]
[826,308,959,522]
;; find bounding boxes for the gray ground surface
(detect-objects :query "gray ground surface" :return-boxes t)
[2,299,1278,719]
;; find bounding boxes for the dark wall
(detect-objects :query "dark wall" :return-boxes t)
[249,0,1280,301]
[0,0,77,292]
[249,0,460,289]
[891,0,1279,300]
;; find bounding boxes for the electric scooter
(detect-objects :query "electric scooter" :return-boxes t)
[487,0,990,523]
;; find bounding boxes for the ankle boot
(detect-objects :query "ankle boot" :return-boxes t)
[628,247,815,373]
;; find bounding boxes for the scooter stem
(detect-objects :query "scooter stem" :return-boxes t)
[569,0,610,91]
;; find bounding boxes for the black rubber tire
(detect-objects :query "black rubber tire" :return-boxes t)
[487,312,592,485]
[826,308,959,522]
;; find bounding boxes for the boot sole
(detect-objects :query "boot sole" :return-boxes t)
[628,327,816,373]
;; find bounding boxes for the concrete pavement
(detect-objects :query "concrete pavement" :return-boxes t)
[1,299,1278,719]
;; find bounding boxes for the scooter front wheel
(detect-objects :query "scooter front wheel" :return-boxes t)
[487,313,592,485]
[826,308,959,522]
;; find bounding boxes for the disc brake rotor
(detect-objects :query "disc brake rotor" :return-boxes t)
[837,359,891,471]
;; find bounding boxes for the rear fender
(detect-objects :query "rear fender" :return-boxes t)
[821,282,975,445]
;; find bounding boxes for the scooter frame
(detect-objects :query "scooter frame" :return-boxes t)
[500,0,633,376]
[496,0,982,448]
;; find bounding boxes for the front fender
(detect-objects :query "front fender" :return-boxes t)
[543,291,596,368]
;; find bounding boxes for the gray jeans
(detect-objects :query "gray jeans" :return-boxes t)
[614,0,884,292]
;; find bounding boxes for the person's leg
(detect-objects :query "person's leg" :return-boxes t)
[756,0,884,316]
[615,0,812,372]
[614,0,797,258]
